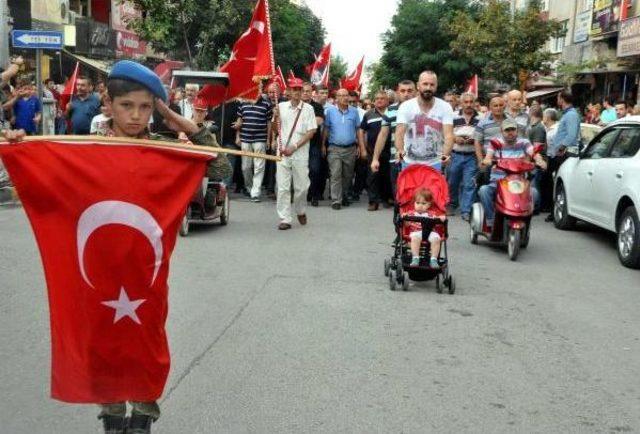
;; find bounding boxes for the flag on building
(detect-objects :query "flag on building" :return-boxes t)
[340,56,364,92]
[307,43,331,88]
[199,0,275,106]
[0,138,211,402]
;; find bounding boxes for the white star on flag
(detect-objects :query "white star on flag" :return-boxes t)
[102,287,146,325]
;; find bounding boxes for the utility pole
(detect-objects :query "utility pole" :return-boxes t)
[0,0,10,67]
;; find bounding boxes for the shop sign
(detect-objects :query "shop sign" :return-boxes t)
[591,0,622,36]
[75,18,116,58]
[574,10,592,43]
[617,16,640,57]
[116,31,147,58]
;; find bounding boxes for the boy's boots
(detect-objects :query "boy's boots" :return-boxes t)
[99,414,127,434]
[127,413,155,434]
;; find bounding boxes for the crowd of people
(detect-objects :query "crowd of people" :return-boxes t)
[0,54,609,230]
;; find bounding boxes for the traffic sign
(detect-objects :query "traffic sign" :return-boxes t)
[11,30,64,50]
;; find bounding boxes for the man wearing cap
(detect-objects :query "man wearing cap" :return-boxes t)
[477,119,546,229]
[273,78,317,230]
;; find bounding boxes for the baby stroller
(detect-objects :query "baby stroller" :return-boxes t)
[384,164,455,294]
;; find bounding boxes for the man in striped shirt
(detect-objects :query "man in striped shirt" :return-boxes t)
[237,94,273,202]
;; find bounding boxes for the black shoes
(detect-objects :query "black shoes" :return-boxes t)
[545,214,554,222]
[331,202,342,210]
[341,198,351,207]
[99,415,127,434]
[311,199,319,207]
[127,413,154,434]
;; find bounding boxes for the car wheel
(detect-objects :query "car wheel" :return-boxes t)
[553,183,576,230]
[617,206,640,269]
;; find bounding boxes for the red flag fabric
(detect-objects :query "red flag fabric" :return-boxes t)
[0,139,210,403]
[199,0,275,107]
[307,43,331,87]
[153,60,185,85]
[340,56,364,92]
[270,65,286,92]
[287,69,297,81]
[465,74,479,98]
[60,61,79,112]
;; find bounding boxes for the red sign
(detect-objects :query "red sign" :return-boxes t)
[116,30,147,58]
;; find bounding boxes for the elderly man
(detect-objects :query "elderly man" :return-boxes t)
[395,71,454,170]
[474,96,507,163]
[178,83,199,121]
[66,76,101,135]
[448,92,480,220]
[505,90,529,137]
[322,88,361,210]
[358,90,391,211]
[274,79,318,230]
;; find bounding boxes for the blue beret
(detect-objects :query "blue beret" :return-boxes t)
[108,60,168,102]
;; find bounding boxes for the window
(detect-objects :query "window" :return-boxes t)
[70,0,89,17]
[583,128,619,159]
[609,128,640,158]
[551,20,568,54]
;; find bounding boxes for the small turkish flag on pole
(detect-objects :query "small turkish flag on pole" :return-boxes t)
[269,65,286,92]
[307,43,331,88]
[0,138,210,403]
[465,74,479,98]
[199,0,275,107]
[60,61,79,112]
[340,56,364,91]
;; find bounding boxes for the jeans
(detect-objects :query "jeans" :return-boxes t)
[447,152,477,215]
[478,182,540,224]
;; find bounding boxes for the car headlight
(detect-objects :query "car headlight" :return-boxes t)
[507,180,526,194]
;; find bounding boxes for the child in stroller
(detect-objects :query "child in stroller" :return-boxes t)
[405,188,446,268]
[384,164,455,293]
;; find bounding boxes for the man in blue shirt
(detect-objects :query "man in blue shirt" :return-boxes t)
[322,88,361,209]
[11,83,41,135]
[66,76,101,135]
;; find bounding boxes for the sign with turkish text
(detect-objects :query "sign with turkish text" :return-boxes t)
[11,30,64,50]
[116,31,147,58]
[617,16,640,57]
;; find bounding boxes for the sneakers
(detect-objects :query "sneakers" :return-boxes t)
[429,257,440,269]
[410,257,420,266]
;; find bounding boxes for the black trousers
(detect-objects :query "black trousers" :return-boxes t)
[351,158,368,198]
[541,155,566,211]
[367,153,391,204]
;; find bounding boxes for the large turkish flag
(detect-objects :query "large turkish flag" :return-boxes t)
[0,138,210,403]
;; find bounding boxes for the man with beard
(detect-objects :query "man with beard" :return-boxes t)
[395,71,454,170]
[66,76,101,135]
[370,79,416,200]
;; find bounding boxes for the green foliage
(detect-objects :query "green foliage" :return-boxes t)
[127,0,325,74]
[371,0,482,92]
[449,0,563,87]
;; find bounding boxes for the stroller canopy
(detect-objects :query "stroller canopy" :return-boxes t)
[396,164,449,213]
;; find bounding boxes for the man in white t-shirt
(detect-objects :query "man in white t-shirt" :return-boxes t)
[396,71,454,170]
[274,78,318,230]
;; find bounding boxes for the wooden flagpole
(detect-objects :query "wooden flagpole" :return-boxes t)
[0,135,282,162]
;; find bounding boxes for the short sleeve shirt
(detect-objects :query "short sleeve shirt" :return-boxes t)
[487,137,534,181]
[396,97,454,165]
[359,109,390,152]
[14,96,42,133]
[278,100,317,160]
[238,97,273,144]
[70,94,101,134]
[324,105,360,146]
[474,114,505,152]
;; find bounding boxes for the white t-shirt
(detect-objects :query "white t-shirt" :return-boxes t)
[277,100,318,160]
[90,114,111,135]
[397,97,454,165]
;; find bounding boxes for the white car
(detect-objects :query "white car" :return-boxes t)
[554,117,640,269]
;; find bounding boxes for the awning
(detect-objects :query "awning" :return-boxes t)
[62,50,112,75]
[525,87,563,100]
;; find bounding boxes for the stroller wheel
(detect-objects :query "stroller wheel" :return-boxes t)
[389,270,396,291]
[384,258,391,277]
[435,275,443,294]
[447,276,456,295]
[402,271,409,291]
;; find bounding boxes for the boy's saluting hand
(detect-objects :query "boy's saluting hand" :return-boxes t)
[156,98,200,136]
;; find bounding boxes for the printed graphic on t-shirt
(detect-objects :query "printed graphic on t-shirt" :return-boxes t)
[405,113,443,161]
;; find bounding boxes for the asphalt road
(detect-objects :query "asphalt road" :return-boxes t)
[1,195,639,434]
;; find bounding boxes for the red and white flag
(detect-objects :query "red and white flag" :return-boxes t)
[306,43,331,88]
[287,69,297,81]
[465,74,479,98]
[270,65,286,92]
[0,138,210,403]
[340,56,364,91]
[199,0,275,106]
[60,61,79,112]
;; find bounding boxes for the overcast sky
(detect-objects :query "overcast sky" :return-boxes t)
[303,0,399,72]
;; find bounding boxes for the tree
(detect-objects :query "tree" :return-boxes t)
[329,54,348,89]
[449,0,564,88]
[127,0,325,73]
[371,0,481,93]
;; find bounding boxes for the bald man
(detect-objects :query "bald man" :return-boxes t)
[505,90,529,137]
